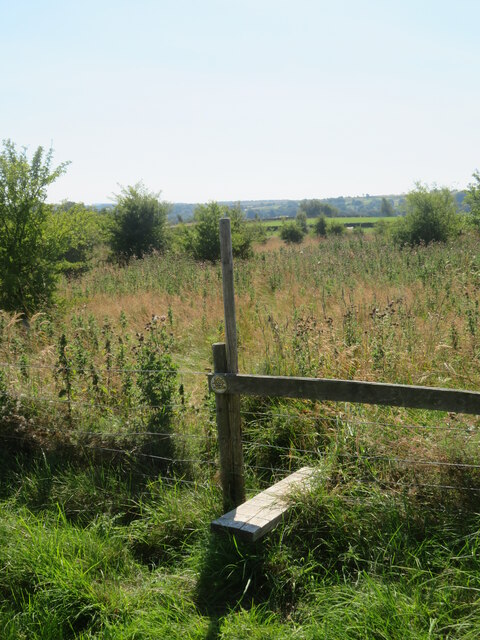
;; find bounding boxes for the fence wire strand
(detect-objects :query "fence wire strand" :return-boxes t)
[3,366,480,499]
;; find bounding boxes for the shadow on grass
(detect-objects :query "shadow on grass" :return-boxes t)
[0,437,183,526]
[195,530,272,639]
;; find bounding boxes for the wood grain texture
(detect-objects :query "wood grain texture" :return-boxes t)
[219,217,238,374]
[209,373,480,416]
[211,467,315,542]
[212,343,245,509]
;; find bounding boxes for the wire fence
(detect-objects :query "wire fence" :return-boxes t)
[2,360,480,501]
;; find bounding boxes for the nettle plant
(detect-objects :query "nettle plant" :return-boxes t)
[134,315,182,470]
[136,316,178,423]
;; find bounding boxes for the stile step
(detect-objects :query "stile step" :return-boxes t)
[211,466,315,542]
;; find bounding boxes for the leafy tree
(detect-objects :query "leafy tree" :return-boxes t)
[314,215,327,237]
[188,201,253,261]
[280,220,304,244]
[327,220,345,236]
[110,183,170,261]
[466,171,480,229]
[374,219,389,236]
[0,140,69,314]
[48,204,111,275]
[188,201,223,261]
[299,199,339,218]
[393,183,458,246]
[380,197,395,216]
[295,210,308,233]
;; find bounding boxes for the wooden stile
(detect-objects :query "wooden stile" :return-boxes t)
[209,373,480,416]
[209,218,480,541]
[214,218,245,509]
[211,467,315,541]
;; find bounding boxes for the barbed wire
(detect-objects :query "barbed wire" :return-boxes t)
[3,428,480,496]
[12,393,194,413]
[240,410,478,432]
[243,442,480,472]
[0,361,210,376]
[0,432,217,467]
[6,391,478,436]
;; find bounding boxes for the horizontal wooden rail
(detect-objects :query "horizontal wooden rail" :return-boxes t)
[208,373,480,416]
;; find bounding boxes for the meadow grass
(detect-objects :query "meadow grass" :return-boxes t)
[2,232,480,637]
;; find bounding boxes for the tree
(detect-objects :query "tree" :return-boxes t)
[0,140,69,314]
[299,199,339,218]
[327,220,345,236]
[295,210,308,233]
[48,203,110,275]
[466,171,480,229]
[393,183,458,246]
[110,183,170,261]
[380,197,395,216]
[280,220,304,244]
[314,215,327,237]
[188,201,253,261]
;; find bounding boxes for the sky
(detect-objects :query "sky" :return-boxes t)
[1,0,479,204]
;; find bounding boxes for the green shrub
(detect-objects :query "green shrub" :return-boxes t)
[314,215,327,237]
[466,171,480,230]
[189,202,253,261]
[280,221,304,244]
[110,183,170,262]
[295,210,308,234]
[48,204,110,275]
[0,140,69,314]
[393,183,458,246]
[327,220,345,236]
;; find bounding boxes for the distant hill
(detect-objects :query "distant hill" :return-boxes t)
[170,196,400,222]
[91,191,468,222]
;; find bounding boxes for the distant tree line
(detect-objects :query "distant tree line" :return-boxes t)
[0,138,478,316]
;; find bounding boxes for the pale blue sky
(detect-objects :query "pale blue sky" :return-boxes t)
[1,0,479,204]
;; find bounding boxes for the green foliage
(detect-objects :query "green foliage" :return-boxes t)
[327,220,345,235]
[466,171,480,229]
[393,184,458,246]
[188,201,253,261]
[314,215,327,237]
[299,199,339,218]
[110,183,170,262]
[136,317,178,433]
[48,204,110,275]
[280,220,305,244]
[374,218,389,237]
[380,196,395,216]
[0,140,69,314]
[295,210,308,234]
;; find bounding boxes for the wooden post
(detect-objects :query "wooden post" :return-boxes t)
[210,218,245,509]
[212,343,243,510]
[219,217,238,372]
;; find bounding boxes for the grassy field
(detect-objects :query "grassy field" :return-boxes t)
[2,232,480,637]
[256,215,398,228]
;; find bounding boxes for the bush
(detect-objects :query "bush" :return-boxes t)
[189,202,253,261]
[314,215,327,237]
[466,171,480,230]
[393,184,458,246]
[48,204,110,275]
[0,140,69,314]
[110,183,170,262]
[374,219,389,237]
[280,221,304,244]
[327,220,345,236]
[295,210,308,234]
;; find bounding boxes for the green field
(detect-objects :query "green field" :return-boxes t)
[256,215,398,230]
[2,232,480,637]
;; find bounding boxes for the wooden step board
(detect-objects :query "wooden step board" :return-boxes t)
[211,467,315,542]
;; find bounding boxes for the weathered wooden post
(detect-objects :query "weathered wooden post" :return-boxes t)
[210,218,245,510]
